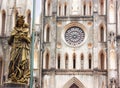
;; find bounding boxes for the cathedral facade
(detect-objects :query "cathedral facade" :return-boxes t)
[1,0,120,88]
[40,0,120,88]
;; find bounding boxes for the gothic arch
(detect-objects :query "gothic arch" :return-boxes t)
[1,10,6,36]
[99,50,106,70]
[64,22,87,36]
[64,2,67,16]
[44,24,51,42]
[43,48,50,69]
[83,1,86,16]
[45,0,52,16]
[63,77,86,88]
[81,53,84,69]
[73,53,76,69]
[99,0,105,15]
[99,22,106,42]
[58,3,61,16]
[65,53,68,69]
[57,53,61,69]
[109,48,116,69]
[88,53,92,69]
[89,1,92,16]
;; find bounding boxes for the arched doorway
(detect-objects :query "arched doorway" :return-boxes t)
[63,77,86,88]
[70,83,79,88]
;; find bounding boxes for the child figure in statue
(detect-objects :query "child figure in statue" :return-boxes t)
[8,15,30,84]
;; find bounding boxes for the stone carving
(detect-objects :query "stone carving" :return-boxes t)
[109,31,116,49]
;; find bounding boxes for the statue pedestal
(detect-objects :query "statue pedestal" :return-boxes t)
[4,82,28,88]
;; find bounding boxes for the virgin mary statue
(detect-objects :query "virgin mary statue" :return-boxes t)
[8,15,30,84]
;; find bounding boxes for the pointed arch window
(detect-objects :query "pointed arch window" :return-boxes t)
[64,4,67,16]
[59,5,61,16]
[89,1,92,16]
[100,52,105,70]
[1,10,6,36]
[65,53,68,69]
[88,54,92,69]
[45,0,52,16]
[100,26,104,42]
[100,0,104,15]
[58,54,60,69]
[45,52,49,69]
[73,53,76,69]
[48,1,51,16]
[83,3,86,16]
[81,54,84,69]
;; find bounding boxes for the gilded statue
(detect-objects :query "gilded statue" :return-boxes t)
[8,15,30,84]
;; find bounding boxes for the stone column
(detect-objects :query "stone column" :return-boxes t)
[61,53,65,69]
[68,53,73,69]
[86,2,89,16]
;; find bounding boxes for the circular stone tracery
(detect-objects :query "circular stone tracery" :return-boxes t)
[65,26,85,47]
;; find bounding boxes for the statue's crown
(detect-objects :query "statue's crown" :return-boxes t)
[17,15,25,20]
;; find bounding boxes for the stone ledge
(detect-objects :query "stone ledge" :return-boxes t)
[43,69,107,75]
[3,82,28,88]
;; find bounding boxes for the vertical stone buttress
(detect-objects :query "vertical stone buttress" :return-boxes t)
[50,0,57,88]
[93,0,99,88]
[107,0,117,87]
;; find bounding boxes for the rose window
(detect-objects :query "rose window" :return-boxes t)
[65,26,85,47]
